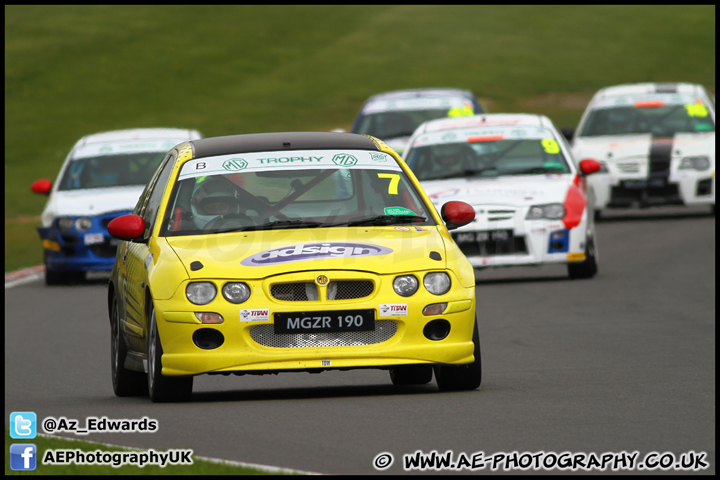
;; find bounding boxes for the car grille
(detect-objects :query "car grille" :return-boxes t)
[270,283,318,301]
[270,280,374,301]
[327,280,374,300]
[89,241,119,258]
[249,320,397,348]
[616,162,640,173]
[486,209,515,222]
[452,231,528,256]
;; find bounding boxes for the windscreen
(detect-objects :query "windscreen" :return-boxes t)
[354,97,476,139]
[161,149,435,235]
[405,126,573,181]
[57,151,167,191]
[579,94,715,137]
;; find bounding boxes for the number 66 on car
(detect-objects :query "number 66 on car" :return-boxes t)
[107,131,481,402]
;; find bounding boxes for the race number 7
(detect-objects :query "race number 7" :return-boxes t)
[377,173,400,195]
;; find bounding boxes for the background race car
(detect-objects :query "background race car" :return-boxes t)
[404,113,602,279]
[31,128,202,285]
[345,88,485,155]
[562,83,715,217]
[107,131,481,402]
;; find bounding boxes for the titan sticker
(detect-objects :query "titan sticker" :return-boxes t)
[379,304,408,317]
[240,309,269,322]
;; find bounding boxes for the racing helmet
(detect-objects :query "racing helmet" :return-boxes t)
[431,142,470,166]
[191,178,241,229]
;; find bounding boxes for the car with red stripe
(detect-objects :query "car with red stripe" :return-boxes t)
[562,83,715,216]
[403,113,602,279]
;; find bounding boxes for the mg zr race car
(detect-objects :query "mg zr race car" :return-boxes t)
[106,131,481,402]
[564,83,715,216]
[403,113,602,279]
[31,128,202,285]
[347,88,485,155]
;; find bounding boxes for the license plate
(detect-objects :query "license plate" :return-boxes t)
[455,230,513,243]
[622,179,648,189]
[274,309,375,334]
[83,233,104,245]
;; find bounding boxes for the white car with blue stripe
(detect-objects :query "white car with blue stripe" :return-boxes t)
[31,128,202,285]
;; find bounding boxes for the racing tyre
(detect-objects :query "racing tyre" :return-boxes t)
[110,296,147,396]
[390,365,433,386]
[148,305,193,402]
[434,319,482,392]
[568,236,598,280]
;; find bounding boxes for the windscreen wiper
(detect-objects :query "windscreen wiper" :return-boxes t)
[424,167,497,181]
[503,166,565,175]
[340,214,427,227]
[245,219,325,231]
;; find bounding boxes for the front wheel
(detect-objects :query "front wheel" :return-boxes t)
[568,236,598,279]
[434,319,482,391]
[147,305,193,402]
[390,365,433,386]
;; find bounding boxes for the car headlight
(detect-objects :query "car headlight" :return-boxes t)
[57,216,74,231]
[222,282,251,304]
[424,272,451,295]
[526,203,566,220]
[75,217,92,232]
[679,156,711,171]
[186,282,217,305]
[393,275,419,297]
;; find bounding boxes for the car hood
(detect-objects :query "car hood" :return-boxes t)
[165,226,449,279]
[40,186,145,226]
[572,133,715,161]
[420,175,574,209]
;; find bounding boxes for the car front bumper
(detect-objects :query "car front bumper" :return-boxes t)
[150,271,477,376]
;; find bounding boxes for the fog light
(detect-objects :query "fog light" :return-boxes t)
[422,303,447,316]
[423,319,451,341]
[192,328,224,349]
[195,312,224,324]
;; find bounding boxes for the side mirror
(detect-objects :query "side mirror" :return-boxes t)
[108,214,145,240]
[579,159,602,175]
[31,179,52,195]
[440,201,475,231]
[560,127,575,143]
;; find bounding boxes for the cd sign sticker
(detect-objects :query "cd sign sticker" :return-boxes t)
[241,243,393,266]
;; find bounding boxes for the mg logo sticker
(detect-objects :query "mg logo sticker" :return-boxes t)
[331,154,358,167]
[223,158,247,170]
[316,275,329,285]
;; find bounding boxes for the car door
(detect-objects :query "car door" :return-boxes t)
[120,151,177,353]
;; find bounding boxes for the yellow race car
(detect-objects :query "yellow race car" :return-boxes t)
[107,132,480,402]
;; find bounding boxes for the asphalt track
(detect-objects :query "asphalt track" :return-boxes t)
[5,206,715,475]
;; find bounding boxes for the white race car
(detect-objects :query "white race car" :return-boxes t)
[31,128,203,284]
[403,113,602,279]
[564,83,715,216]
[349,88,485,155]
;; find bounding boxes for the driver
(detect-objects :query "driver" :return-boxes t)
[190,178,241,229]
[431,143,471,174]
